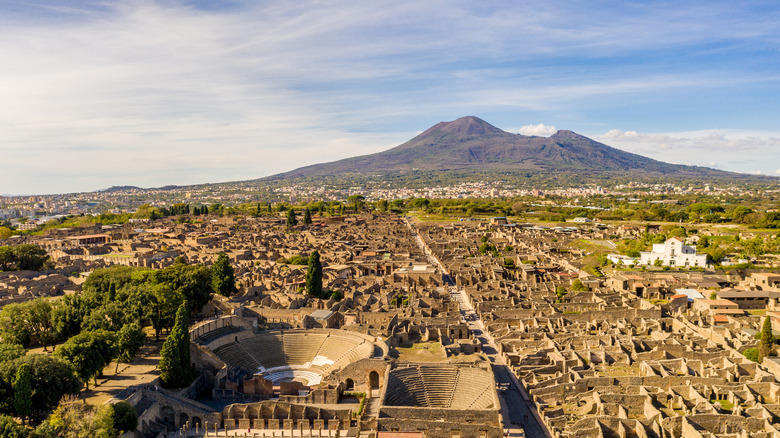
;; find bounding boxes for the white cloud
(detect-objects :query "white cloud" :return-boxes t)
[518,123,558,136]
[0,1,779,193]
[595,129,780,175]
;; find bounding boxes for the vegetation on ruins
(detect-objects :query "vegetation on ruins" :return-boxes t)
[306,250,323,297]
[159,302,196,388]
[211,252,237,297]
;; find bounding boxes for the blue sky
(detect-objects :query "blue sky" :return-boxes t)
[1,0,779,195]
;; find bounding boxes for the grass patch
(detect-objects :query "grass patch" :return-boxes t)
[711,399,733,411]
[342,391,367,418]
[396,342,446,362]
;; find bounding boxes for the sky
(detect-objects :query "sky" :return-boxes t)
[1,0,780,195]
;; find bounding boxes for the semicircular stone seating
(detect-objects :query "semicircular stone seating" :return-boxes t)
[384,364,494,410]
[210,331,373,383]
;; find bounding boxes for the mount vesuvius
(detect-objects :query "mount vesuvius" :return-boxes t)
[269,116,741,180]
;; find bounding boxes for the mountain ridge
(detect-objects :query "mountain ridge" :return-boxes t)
[269,116,736,180]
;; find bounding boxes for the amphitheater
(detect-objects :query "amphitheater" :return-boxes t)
[382,363,497,410]
[203,327,381,386]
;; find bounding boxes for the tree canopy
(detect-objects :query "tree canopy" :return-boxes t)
[306,250,323,297]
[159,302,196,388]
[211,253,237,297]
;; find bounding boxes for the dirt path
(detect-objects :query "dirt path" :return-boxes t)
[81,337,164,405]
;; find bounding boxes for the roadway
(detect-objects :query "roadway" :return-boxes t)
[405,219,550,438]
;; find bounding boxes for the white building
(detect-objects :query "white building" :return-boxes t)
[640,237,708,268]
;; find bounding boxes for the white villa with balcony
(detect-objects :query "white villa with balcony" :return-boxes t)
[640,237,708,268]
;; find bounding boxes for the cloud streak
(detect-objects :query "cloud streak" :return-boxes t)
[0,0,779,194]
[595,128,780,174]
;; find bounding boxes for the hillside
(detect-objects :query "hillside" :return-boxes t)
[270,116,734,179]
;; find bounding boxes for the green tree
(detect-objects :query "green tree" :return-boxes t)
[0,247,13,271]
[211,253,237,297]
[0,343,26,364]
[347,195,365,213]
[51,296,86,340]
[0,227,13,240]
[82,302,126,333]
[571,279,588,291]
[159,303,195,388]
[376,199,388,212]
[743,347,760,363]
[0,303,32,348]
[115,323,146,373]
[306,250,323,298]
[556,286,568,301]
[148,283,182,341]
[12,245,49,271]
[303,208,312,225]
[46,397,116,438]
[0,414,28,438]
[55,330,117,389]
[13,364,32,424]
[286,208,297,227]
[0,355,81,416]
[760,316,774,360]
[111,401,137,434]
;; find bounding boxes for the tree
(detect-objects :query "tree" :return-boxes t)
[376,199,388,212]
[303,208,312,225]
[11,245,49,271]
[54,330,117,389]
[306,250,323,298]
[46,397,116,438]
[112,401,138,434]
[13,364,31,424]
[0,303,32,348]
[0,355,81,416]
[347,195,365,213]
[0,343,26,364]
[556,286,568,301]
[0,414,28,438]
[0,246,13,271]
[148,283,182,341]
[743,347,760,363]
[759,316,774,360]
[286,209,297,227]
[159,302,195,388]
[571,279,588,292]
[115,323,146,373]
[51,296,86,341]
[211,253,237,297]
[0,227,13,240]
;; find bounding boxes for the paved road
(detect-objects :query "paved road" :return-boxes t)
[452,290,551,438]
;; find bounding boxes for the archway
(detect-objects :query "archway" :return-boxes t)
[160,406,175,427]
[345,378,354,390]
[179,412,189,428]
[369,371,380,389]
[192,416,202,429]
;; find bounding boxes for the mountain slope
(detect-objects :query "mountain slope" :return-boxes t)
[271,116,733,179]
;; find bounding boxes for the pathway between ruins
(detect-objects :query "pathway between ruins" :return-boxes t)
[407,220,551,438]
